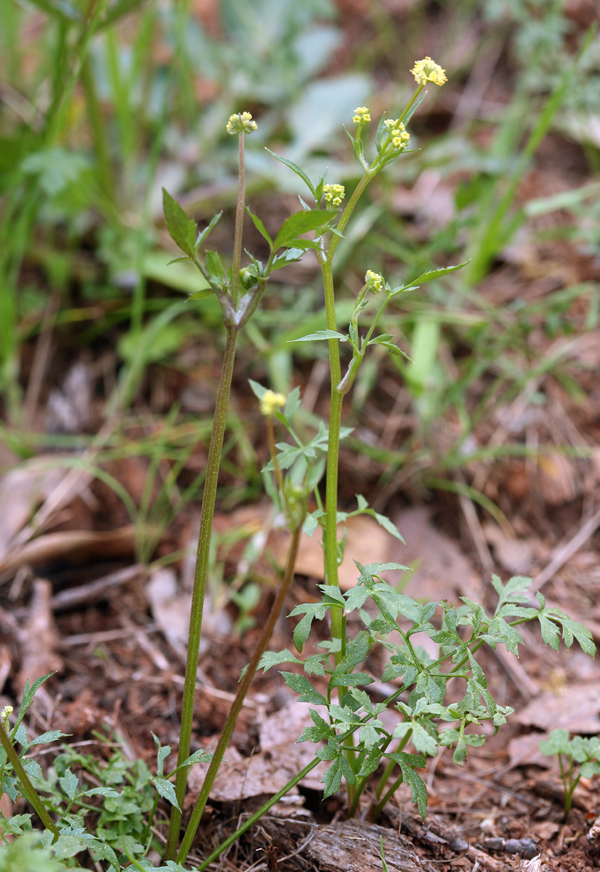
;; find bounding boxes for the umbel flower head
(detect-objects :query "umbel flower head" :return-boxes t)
[384,118,410,151]
[365,270,384,294]
[411,57,447,87]
[353,106,371,125]
[323,183,345,207]
[260,390,286,416]
[226,111,258,135]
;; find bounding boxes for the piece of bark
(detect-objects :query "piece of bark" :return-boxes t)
[305,819,426,872]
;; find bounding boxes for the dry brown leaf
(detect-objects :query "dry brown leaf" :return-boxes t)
[271,513,395,590]
[482,523,542,575]
[192,741,328,802]
[0,463,68,557]
[507,733,553,771]
[0,525,156,576]
[515,683,600,733]
[537,454,580,505]
[16,579,62,694]
[392,507,481,603]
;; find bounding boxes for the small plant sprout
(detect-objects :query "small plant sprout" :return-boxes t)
[539,730,600,816]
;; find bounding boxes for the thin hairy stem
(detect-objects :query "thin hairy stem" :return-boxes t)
[165,327,238,859]
[176,524,303,864]
[0,724,59,839]
[231,133,246,307]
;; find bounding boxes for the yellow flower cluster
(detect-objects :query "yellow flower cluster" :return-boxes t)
[323,183,345,208]
[1,705,12,728]
[365,270,384,294]
[226,111,258,135]
[384,118,410,151]
[260,390,287,416]
[352,106,371,125]
[411,57,447,87]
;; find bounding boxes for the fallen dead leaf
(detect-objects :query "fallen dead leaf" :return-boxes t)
[392,506,481,603]
[515,683,600,733]
[0,462,68,557]
[0,525,148,576]
[16,578,63,694]
[482,522,541,575]
[270,513,395,591]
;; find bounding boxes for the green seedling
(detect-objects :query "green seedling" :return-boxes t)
[540,729,600,816]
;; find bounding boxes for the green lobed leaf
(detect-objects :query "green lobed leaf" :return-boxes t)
[410,722,438,756]
[385,751,427,819]
[245,206,273,249]
[297,709,332,744]
[196,211,222,248]
[265,149,316,197]
[205,250,224,282]
[28,730,69,747]
[290,330,349,342]
[282,672,328,706]
[411,261,468,284]
[152,777,181,811]
[83,787,120,798]
[540,728,572,757]
[58,769,79,801]
[258,649,303,672]
[274,209,339,250]
[163,189,197,259]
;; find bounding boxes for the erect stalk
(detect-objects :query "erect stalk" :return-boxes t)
[230,132,246,307]
[175,523,303,864]
[0,724,59,840]
[164,326,238,860]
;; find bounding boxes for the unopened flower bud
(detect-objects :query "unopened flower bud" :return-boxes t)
[226,111,258,135]
[365,270,384,294]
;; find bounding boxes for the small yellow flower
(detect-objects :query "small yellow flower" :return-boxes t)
[411,57,447,87]
[0,705,12,730]
[260,390,287,416]
[365,270,384,294]
[226,111,258,135]
[323,183,345,208]
[383,119,410,151]
[353,106,371,125]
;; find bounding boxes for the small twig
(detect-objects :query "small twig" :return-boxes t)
[528,505,600,595]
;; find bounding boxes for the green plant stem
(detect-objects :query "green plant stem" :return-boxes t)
[197,756,322,871]
[369,773,403,822]
[175,523,303,865]
[0,725,59,840]
[231,133,246,307]
[80,56,115,202]
[164,326,238,860]
[267,415,284,493]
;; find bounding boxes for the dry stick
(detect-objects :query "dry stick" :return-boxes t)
[176,523,303,865]
[528,505,600,596]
